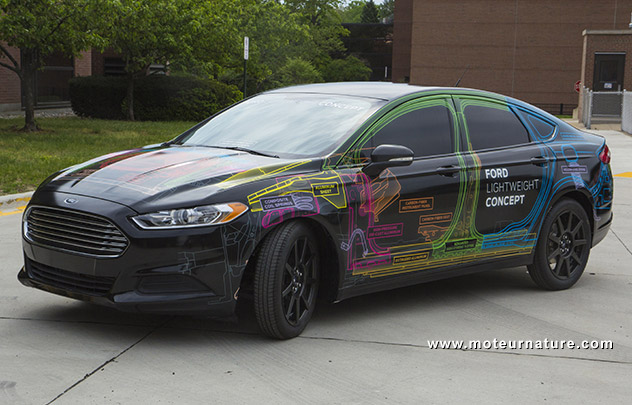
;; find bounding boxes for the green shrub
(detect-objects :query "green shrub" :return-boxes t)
[276,57,323,87]
[322,56,372,82]
[69,76,127,120]
[69,75,242,121]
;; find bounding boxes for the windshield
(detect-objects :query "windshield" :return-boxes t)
[177,93,385,158]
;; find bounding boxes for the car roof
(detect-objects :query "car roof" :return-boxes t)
[266,82,509,102]
[266,82,439,101]
[264,82,563,124]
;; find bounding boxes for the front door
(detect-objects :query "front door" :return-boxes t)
[340,96,467,278]
[593,53,625,92]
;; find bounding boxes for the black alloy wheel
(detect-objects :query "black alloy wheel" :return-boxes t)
[282,236,317,326]
[254,221,320,339]
[528,199,592,290]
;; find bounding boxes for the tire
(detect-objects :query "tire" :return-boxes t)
[528,198,592,290]
[254,221,320,339]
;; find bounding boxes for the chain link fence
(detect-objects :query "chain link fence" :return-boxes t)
[581,87,623,129]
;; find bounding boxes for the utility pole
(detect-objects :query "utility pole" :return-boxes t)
[243,36,249,98]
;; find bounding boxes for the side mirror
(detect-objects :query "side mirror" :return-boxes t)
[362,144,414,177]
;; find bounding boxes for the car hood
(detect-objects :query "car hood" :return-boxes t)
[40,146,317,212]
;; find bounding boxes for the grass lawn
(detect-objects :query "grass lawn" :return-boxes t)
[0,117,195,195]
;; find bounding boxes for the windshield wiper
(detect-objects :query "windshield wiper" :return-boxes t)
[209,145,280,159]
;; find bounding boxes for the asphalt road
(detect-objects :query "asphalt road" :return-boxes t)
[1,130,631,404]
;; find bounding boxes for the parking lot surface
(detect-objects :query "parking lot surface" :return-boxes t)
[1,130,631,404]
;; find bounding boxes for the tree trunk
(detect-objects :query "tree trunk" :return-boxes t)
[126,74,135,121]
[20,48,40,132]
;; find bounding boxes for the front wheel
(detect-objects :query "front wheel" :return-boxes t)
[254,221,320,339]
[528,198,592,290]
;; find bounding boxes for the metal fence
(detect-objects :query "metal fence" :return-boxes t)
[533,103,577,116]
[581,87,623,129]
[622,91,632,134]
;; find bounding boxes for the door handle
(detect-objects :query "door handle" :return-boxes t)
[530,156,549,166]
[436,165,460,176]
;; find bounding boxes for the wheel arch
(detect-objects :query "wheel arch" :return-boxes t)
[240,216,343,303]
[549,189,595,236]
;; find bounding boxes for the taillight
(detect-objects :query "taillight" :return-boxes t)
[599,144,611,164]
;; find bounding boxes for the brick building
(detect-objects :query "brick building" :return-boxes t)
[0,46,126,112]
[578,29,632,122]
[392,0,632,115]
[0,44,98,111]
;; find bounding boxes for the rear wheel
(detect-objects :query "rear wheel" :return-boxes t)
[254,221,320,339]
[528,199,592,290]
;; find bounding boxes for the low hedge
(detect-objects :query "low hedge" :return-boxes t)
[69,75,242,121]
[69,76,126,120]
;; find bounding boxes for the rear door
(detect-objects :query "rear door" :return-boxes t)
[454,96,554,263]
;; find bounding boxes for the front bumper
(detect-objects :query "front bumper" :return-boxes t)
[18,264,235,316]
[18,192,250,317]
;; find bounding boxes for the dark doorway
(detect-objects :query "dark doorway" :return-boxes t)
[593,53,625,91]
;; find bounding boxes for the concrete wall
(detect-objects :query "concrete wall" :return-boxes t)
[393,0,632,109]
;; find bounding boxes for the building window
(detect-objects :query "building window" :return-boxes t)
[104,58,126,76]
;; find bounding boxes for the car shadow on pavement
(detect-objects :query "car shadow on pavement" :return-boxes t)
[16,266,545,342]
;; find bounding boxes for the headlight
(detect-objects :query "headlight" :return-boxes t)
[131,203,248,229]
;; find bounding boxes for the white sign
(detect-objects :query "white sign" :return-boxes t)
[244,36,249,60]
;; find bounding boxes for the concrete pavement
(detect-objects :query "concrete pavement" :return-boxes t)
[0,192,32,218]
[1,130,631,404]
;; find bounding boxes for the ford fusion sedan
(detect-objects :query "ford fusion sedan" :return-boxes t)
[19,83,613,339]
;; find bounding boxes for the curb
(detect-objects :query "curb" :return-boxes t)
[0,191,33,216]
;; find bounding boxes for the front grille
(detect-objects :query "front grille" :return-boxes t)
[25,206,129,257]
[26,259,115,296]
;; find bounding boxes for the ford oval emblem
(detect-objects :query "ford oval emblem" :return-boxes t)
[64,198,78,205]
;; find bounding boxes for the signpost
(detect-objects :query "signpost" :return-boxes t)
[243,36,249,98]
[575,80,581,93]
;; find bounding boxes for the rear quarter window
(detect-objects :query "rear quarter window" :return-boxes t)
[515,109,557,140]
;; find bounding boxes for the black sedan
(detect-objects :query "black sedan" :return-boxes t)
[19,83,613,339]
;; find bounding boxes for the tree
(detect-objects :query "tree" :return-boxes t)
[218,0,312,94]
[0,0,103,131]
[277,57,323,87]
[285,0,342,25]
[378,0,395,21]
[98,0,232,120]
[360,0,380,23]
[285,0,349,71]
[218,0,347,94]
[337,1,367,23]
[322,56,371,82]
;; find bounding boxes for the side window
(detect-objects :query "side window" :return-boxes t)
[369,104,454,158]
[462,102,530,150]
[515,109,556,140]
